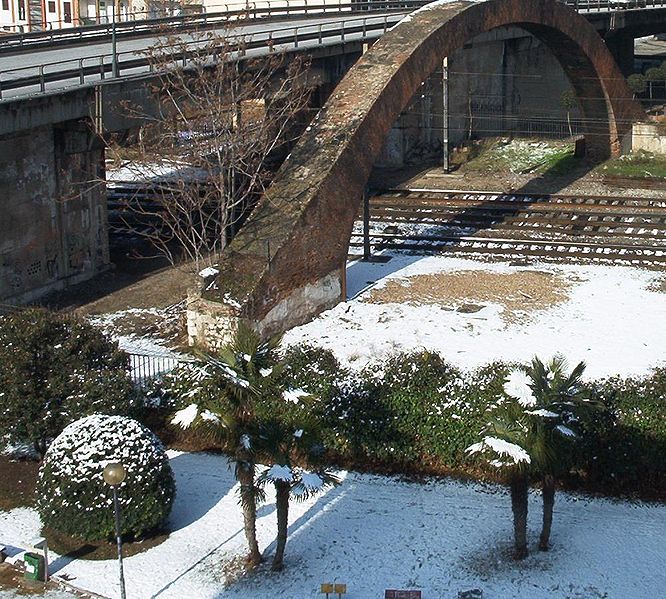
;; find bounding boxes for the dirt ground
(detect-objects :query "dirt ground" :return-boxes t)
[0,456,38,511]
[365,270,572,321]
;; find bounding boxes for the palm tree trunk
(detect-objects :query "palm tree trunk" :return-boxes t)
[539,474,556,551]
[271,481,290,571]
[510,475,529,560]
[236,460,262,566]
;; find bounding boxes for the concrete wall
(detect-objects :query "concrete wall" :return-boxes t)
[0,121,109,304]
[376,26,581,167]
[632,122,666,154]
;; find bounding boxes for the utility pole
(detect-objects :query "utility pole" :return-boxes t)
[442,57,449,172]
[362,186,371,261]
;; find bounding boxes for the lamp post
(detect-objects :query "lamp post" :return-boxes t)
[103,462,127,599]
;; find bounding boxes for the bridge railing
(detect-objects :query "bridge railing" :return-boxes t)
[0,0,428,52]
[0,14,401,100]
[3,0,663,52]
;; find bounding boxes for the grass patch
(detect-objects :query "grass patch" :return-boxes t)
[458,138,576,175]
[598,150,666,179]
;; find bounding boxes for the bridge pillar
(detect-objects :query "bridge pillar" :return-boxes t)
[0,120,109,304]
[605,31,635,77]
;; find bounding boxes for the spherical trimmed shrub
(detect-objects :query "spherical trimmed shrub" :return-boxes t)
[36,415,176,541]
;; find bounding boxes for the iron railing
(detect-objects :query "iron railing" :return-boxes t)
[127,349,194,384]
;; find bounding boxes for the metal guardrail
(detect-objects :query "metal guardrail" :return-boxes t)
[0,14,399,100]
[1,0,665,102]
[0,0,427,51]
[1,0,663,52]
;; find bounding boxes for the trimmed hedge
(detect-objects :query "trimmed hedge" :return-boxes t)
[152,346,666,499]
[0,308,138,455]
[279,347,666,497]
[36,415,176,541]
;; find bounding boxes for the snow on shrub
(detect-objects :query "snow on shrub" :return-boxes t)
[36,415,175,541]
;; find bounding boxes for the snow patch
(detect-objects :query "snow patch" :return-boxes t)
[504,370,537,407]
[466,436,531,465]
[172,404,198,429]
[199,267,219,278]
[265,464,294,483]
[283,388,309,403]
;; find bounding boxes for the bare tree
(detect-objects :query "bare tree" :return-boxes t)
[106,32,312,272]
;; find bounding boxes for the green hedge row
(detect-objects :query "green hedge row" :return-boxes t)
[153,346,666,500]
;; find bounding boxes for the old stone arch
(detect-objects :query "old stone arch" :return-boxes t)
[188,0,643,347]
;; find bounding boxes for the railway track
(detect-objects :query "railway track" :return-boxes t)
[350,188,666,265]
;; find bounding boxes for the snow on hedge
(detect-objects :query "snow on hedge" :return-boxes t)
[283,388,309,404]
[36,414,176,540]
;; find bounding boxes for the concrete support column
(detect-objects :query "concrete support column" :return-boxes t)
[0,119,109,304]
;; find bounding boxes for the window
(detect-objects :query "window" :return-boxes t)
[47,1,55,11]
[63,1,71,21]
[18,0,25,19]
[1,0,8,11]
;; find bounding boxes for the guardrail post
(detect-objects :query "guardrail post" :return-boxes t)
[111,5,119,78]
[39,66,45,93]
[318,23,322,44]
[383,14,387,33]
[79,58,85,84]
[294,27,298,47]
[341,20,345,42]
[100,56,106,80]
[362,18,366,38]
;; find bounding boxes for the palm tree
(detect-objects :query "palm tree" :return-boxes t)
[467,355,587,558]
[171,322,281,566]
[467,400,535,559]
[255,392,339,571]
[524,355,586,551]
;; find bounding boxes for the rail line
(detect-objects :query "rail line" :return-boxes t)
[350,188,666,265]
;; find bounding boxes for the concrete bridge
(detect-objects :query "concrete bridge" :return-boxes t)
[186,0,644,347]
[0,0,664,305]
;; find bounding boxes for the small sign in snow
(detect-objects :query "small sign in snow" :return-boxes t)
[385,591,422,599]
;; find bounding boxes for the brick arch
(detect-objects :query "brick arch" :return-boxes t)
[192,0,643,345]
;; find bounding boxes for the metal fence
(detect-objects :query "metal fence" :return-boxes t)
[127,349,194,384]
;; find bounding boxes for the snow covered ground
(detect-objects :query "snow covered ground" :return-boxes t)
[1,451,664,599]
[283,253,666,379]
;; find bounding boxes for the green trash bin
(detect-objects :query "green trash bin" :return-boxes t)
[24,552,45,581]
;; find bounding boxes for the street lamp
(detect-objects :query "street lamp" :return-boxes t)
[103,462,127,599]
